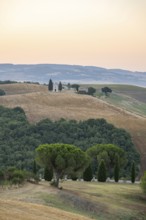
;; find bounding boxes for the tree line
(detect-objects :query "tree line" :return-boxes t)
[0,106,140,179]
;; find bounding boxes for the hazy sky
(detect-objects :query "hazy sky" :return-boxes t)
[0,0,146,71]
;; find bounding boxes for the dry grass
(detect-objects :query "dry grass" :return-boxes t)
[0,83,47,95]
[0,181,145,220]
[0,200,91,220]
[0,182,91,220]
[0,83,146,173]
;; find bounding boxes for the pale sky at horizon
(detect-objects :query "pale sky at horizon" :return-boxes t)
[0,0,146,72]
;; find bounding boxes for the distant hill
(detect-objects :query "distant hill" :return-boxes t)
[0,63,146,87]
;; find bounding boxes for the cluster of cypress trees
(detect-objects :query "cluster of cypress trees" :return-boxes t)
[48,79,62,91]
[96,160,136,183]
[43,160,136,183]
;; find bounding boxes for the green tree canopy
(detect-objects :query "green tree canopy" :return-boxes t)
[87,144,126,177]
[36,143,90,188]
[0,106,140,177]
[88,87,96,96]
[101,87,112,96]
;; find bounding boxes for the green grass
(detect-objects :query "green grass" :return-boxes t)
[39,191,99,219]
[38,181,146,220]
[86,83,146,116]
[97,92,146,116]
[81,84,146,104]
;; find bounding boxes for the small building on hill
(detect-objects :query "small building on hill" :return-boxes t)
[53,82,59,92]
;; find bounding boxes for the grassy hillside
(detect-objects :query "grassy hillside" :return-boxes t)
[82,84,146,103]
[0,83,146,174]
[0,181,145,220]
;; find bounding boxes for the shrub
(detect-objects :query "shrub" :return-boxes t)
[12,170,25,183]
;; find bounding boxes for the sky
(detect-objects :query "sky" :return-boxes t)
[0,0,146,71]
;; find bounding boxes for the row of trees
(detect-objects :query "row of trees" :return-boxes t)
[35,143,137,188]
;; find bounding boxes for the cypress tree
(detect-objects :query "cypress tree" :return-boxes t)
[58,81,63,91]
[83,165,93,181]
[114,156,120,182]
[48,79,53,91]
[98,159,106,182]
[131,161,135,183]
[44,167,53,181]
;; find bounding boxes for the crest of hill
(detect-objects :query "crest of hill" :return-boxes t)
[0,83,47,95]
[0,83,146,174]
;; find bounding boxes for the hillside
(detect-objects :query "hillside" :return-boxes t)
[0,83,146,174]
[0,181,145,220]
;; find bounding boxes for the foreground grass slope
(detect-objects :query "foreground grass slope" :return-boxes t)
[0,83,146,173]
[0,181,145,220]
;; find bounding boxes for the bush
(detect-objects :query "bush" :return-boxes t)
[140,171,146,194]
[12,170,25,184]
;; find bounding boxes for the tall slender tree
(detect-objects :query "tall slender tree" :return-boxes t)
[83,165,93,181]
[58,81,63,91]
[131,161,136,183]
[33,160,37,175]
[114,155,120,182]
[98,159,106,182]
[48,79,53,91]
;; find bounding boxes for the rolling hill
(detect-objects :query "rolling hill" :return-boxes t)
[0,83,146,174]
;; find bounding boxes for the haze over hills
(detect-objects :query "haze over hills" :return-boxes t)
[0,63,146,87]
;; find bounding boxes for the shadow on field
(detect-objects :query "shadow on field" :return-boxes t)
[59,189,107,218]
